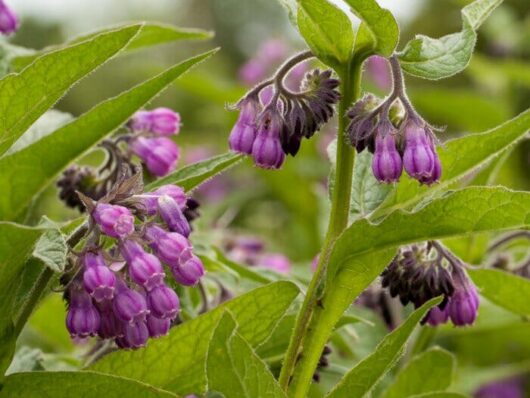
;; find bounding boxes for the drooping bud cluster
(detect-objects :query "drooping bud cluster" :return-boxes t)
[64,178,205,349]
[348,56,442,185]
[224,235,291,274]
[0,0,19,35]
[380,242,479,327]
[229,51,340,169]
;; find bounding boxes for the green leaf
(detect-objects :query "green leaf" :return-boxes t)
[10,23,213,72]
[1,371,179,397]
[350,151,392,221]
[206,312,286,398]
[343,0,399,58]
[32,217,67,273]
[381,348,455,398]
[398,0,503,79]
[410,394,469,398]
[0,24,142,156]
[146,152,244,192]
[326,298,442,398]
[90,281,299,396]
[469,268,530,317]
[372,109,530,219]
[297,0,354,69]
[0,49,217,221]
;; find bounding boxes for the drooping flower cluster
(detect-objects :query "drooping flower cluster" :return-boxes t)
[348,56,442,185]
[381,242,479,327]
[229,51,340,169]
[0,0,18,35]
[65,178,205,349]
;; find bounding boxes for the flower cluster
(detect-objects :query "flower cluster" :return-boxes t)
[65,179,205,349]
[381,242,479,327]
[0,0,18,35]
[348,56,441,185]
[229,51,340,169]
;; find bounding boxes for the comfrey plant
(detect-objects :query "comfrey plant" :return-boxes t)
[1,1,530,398]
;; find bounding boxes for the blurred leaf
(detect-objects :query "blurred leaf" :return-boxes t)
[0,49,218,221]
[381,348,455,398]
[0,24,142,156]
[32,217,67,273]
[91,281,299,396]
[469,269,530,316]
[276,0,298,25]
[207,247,274,284]
[206,312,286,398]
[409,394,468,398]
[469,54,530,89]
[1,371,179,397]
[398,0,502,79]
[297,0,354,69]
[373,109,530,219]
[326,298,442,398]
[176,72,245,105]
[344,0,399,58]
[5,347,44,375]
[146,152,244,192]
[11,23,213,71]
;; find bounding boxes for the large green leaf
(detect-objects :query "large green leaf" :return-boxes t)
[398,0,502,79]
[206,313,286,398]
[469,268,530,317]
[1,371,179,397]
[91,281,299,396]
[372,109,530,219]
[0,49,217,221]
[10,22,213,72]
[0,24,142,156]
[381,348,455,398]
[146,152,244,192]
[343,0,399,58]
[297,0,354,69]
[326,298,441,398]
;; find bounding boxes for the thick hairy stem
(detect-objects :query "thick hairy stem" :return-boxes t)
[279,61,362,395]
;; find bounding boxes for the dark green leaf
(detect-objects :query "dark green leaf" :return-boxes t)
[398,0,502,79]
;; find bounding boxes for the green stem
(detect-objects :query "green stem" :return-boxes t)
[278,61,362,394]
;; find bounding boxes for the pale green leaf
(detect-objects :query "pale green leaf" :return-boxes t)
[381,348,455,398]
[0,49,217,221]
[297,0,354,68]
[90,281,299,396]
[398,0,503,79]
[0,24,142,156]
[1,371,179,397]
[146,152,244,192]
[206,313,286,398]
[32,217,67,273]
[326,298,442,398]
[469,268,530,316]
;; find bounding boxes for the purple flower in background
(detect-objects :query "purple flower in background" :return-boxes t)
[128,108,181,136]
[83,252,116,302]
[171,254,205,286]
[120,240,165,291]
[146,284,180,319]
[258,39,288,63]
[475,378,525,398]
[0,0,19,35]
[365,55,391,90]
[92,203,135,238]
[260,253,291,274]
[239,59,267,86]
[238,39,288,86]
[371,130,402,183]
[251,108,285,169]
[130,136,179,177]
[229,96,261,155]
[66,283,100,338]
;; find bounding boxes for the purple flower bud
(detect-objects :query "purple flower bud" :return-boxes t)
[403,121,436,181]
[137,184,187,216]
[120,240,165,291]
[112,281,149,324]
[251,109,285,169]
[0,1,19,35]
[66,285,100,338]
[372,132,402,183]
[260,253,291,274]
[448,276,479,327]
[128,108,181,136]
[144,225,192,267]
[122,321,149,349]
[157,195,191,237]
[419,151,442,185]
[475,378,524,398]
[146,284,180,320]
[83,252,116,302]
[229,97,261,154]
[147,315,171,338]
[425,305,449,326]
[130,136,179,177]
[171,255,205,286]
[92,203,135,238]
